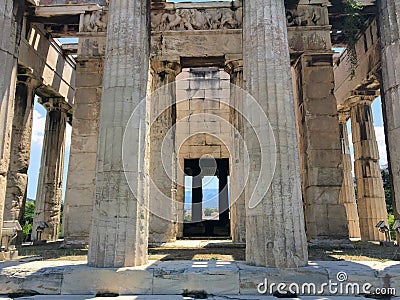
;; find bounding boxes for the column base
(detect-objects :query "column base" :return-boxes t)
[61,239,88,249]
[0,249,18,261]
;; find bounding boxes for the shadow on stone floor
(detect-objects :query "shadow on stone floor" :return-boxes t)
[13,240,398,263]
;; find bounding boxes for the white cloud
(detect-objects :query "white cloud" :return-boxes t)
[31,108,46,146]
[31,107,72,148]
[374,126,387,166]
[65,123,72,149]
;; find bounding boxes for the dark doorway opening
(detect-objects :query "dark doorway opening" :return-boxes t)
[183,158,230,238]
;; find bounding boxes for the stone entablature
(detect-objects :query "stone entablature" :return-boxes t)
[79,3,329,33]
[43,1,331,34]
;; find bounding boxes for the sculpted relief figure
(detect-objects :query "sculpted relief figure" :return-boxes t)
[151,8,242,31]
[83,11,107,32]
[220,10,239,29]
[158,10,192,30]
[206,9,223,29]
[286,8,321,27]
[189,9,209,30]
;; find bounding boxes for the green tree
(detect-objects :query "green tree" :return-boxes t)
[183,210,192,222]
[381,168,396,239]
[22,201,35,239]
[204,208,213,217]
[381,168,393,213]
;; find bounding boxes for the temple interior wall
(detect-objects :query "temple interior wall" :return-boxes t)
[174,68,232,238]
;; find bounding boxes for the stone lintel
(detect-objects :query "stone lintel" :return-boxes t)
[38,96,72,113]
[341,93,379,111]
[35,4,105,18]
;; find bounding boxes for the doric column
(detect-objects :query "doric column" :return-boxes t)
[4,72,37,231]
[378,0,400,226]
[225,58,246,242]
[88,0,150,267]
[0,0,23,241]
[218,166,229,223]
[243,0,308,267]
[148,60,181,243]
[350,98,388,241]
[32,97,69,242]
[292,53,349,242]
[338,110,361,239]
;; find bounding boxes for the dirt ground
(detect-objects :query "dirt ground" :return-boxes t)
[14,240,399,262]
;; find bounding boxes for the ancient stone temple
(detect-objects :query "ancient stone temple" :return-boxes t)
[0,0,399,279]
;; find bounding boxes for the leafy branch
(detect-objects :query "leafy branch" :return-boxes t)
[343,0,364,79]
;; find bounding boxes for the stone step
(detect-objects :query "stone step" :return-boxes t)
[2,297,400,300]
[0,260,399,297]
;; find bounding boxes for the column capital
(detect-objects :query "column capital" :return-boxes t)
[343,93,378,109]
[338,109,351,123]
[16,67,41,89]
[151,60,181,77]
[224,59,243,75]
[38,97,72,114]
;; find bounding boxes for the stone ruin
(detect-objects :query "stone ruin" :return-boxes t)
[0,0,399,281]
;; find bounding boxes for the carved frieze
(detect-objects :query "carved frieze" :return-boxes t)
[151,8,243,31]
[81,10,108,32]
[286,6,327,27]
[78,4,327,34]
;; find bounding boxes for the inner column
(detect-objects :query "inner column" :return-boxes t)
[218,162,229,223]
[148,60,181,244]
[192,172,203,223]
[225,59,246,243]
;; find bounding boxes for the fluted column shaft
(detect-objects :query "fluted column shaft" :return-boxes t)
[338,112,361,239]
[350,99,388,241]
[148,61,181,243]
[0,0,23,240]
[378,0,400,223]
[4,75,36,230]
[243,0,308,267]
[33,98,68,242]
[88,0,150,267]
[225,59,246,243]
